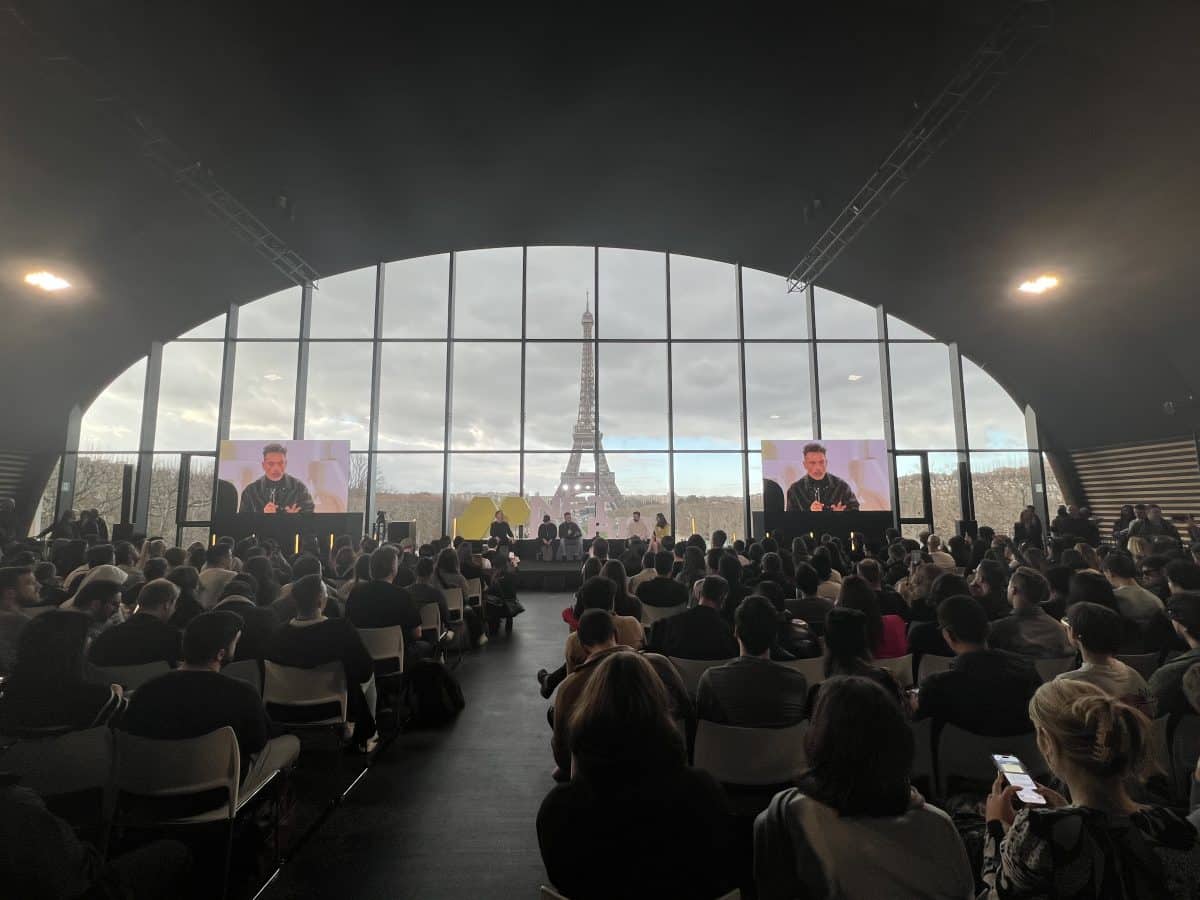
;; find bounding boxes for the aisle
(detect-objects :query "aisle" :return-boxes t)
[262,593,568,900]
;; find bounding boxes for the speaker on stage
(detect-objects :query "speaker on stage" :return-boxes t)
[387,520,417,545]
[956,519,978,540]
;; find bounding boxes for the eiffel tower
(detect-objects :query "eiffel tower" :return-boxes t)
[555,299,621,521]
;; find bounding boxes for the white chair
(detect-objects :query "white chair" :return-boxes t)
[693,719,808,787]
[90,661,171,691]
[1034,655,1078,682]
[442,587,465,623]
[263,661,349,730]
[418,602,442,634]
[464,578,483,605]
[0,726,114,827]
[668,657,735,697]
[916,653,955,684]
[877,654,915,689]
[358,625,406,677]
[780,655,826,686]
[222,659,262,696]
[641,603,687,626]
[1114,652,1160,680]
[935,724,1047,798]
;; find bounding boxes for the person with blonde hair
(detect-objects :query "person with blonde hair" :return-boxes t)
[983,679,1200,897]
[1127,535,1153,564]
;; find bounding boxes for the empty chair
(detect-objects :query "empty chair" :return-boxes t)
[1034,655,1077,682]
[89,661,171,691]
[877,654,915,689]
[935,723,1048,798]
[357,625,405,677]
[916,653,955,683]
[0,726,113,827]
[221,659,262,696]
[641,603,687,627]
[668,656,736,697]
[693,719,808,787]
[1114,652,1160,680]
[780,655,826,686]
[263,661,348,730]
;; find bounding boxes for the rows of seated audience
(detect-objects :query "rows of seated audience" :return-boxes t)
[0,528,518,897]
[537,519,1200,898]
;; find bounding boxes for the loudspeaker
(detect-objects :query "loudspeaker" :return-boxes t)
[111,523,136,543]
[956,519,979,540]
[387,520,417,545]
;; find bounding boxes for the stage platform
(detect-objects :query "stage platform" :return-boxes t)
[512,559,586,592]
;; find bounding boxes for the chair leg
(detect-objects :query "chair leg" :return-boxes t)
[221,818,235,900]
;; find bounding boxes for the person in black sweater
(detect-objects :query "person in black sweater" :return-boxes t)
[647,575,738,660]
[266,574,378,749]
[87,578,182,668]
[124,611,300,792]
[636,551,690,609]
[345,546,427,658]
[537,515,558,562]
[211,584,281,663]
[490,511,514,549]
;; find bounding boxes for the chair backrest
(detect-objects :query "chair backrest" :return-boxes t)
[1168,713,1200,806]
[1114,652,1160,680]
[443,587,464,621]
[90,661,171,691]
[113,726,239,825]
[464,578,482,602]
[876,654,915,689]
[916,653,955,684]
[263,660,348,725]
[693,719,808,786]
[0,725,114,800]
[357,625,405,668]
[222,659,262,696]
[418,602,442,633]
[641,603,686,626]
[909,717,935,785]
[935,724,1047,798]
[24,604,58,618]
[540,887,569,900]
[1034,655,1077,682]
[780,655,826,686]
[668,657,736,697]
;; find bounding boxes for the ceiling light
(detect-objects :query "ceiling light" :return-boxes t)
[24,270,71,291]
[847,374,864,382]
[1018,274,1059,294]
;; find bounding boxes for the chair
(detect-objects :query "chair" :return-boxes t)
[24,604,58,618]
[668,656,736,697]
[780,655,826,686]
[1168,714,1200,806]
[1149,715,1173,794]
[357,625,405,678]
[1034,655,1077,682]
[0,726,114,827]
[90,661,171,691]
[222,659,262,696]
[935,724,1048,799]
[641,603,687,626]
[693,720,808,787]
[1114,652,1160,680]
[418,602,442,634]
[916,653,955,684]
[877,654,915,689]
[909,717,935,787]
[263,661,348,730]
[464,578,482,605]
[442,587,465,623]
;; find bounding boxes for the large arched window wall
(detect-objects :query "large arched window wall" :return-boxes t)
[60,247,1063,544]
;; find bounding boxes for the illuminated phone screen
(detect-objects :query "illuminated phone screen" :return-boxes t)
[992,754,1046,805]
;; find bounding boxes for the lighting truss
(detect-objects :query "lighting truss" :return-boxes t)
[1,5,320,287]
[786,0,1053,294]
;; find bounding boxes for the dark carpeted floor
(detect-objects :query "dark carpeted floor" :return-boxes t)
[260,592,568,900]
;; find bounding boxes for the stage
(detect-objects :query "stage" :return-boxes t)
[510,559,587,592]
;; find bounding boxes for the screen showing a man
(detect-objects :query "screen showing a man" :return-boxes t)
[239,443,315,514]
[787,442,860,512]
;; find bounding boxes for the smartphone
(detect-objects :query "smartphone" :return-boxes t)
[992,754,1046,805]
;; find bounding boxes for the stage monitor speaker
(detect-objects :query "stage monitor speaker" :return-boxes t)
[387,520,417,545]
[956,519,978,540]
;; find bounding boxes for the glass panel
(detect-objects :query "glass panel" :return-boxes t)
[887,314,933,340]
[749,453,764,527]
[523,452,573,537]
[179,313,226,339]
[525,343,586,451]
[453,247,522,339]
[310,265,375,339]
[186,455,215,522]
[816,343,884,439]
[672,342,741,450]
[971,451,1031,533]
[73,453,138,525]
[598,342,668,450]
[374,453,445,545]
[450,343,521,449]
[146,455,181,540]
[895,455,926,522]
[31,457,61,537]
[813,287,877,339]
[929,452,962,539]
[348,453,368,527]
[526,246,594,339]
[597,248,666,339]
[605,453,670,540]
[448,454,520,537]
[237,286,302,339]
[889,343,956,449]
[1044,454,1065,514]
[382,253,449,338]
[962,357,1027,449]
[304,342,373,448]
[80,358,146,452]
[742,267,808,339]
[228,342,297,441]
[745,343,813,449]
[674,453,745,540]
[377,342,447,451]
[670,254,736,339]
[180,526,211,548]
[156,342,223,451]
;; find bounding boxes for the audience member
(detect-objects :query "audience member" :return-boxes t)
[87,578,182,667]
[857,557,909,621]
[563,576,645,673]
[675,545,706,591]
[837,574,907,659]
[787,561,833,634]
[1101,552,1164,625]
[1058,602,1151,710]
[988,567,1073,658]
[1139,554,1172,602]
[600,559,643,621]
[970,559,1012,621]
[812,551,841,601]
[1149,591,1200,717]
[345,546,427,658]
[628,551,658,594]
[907,572,972,658]
[648,575,738,659]
[809,607,905,713]
[636,550,690,609]
[70,578,123,642]
[197,544,238,610]
[165,565,203,629]
[410,556,452,633]
[0,566,36,671]
[242,555,282,607]
[1166,559,1200,595]
[211,588,281,662]
[926,535,956,570]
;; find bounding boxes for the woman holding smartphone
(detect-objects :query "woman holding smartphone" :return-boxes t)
[983,679,1200,898]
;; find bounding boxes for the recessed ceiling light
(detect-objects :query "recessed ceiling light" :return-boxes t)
[847,374,864,382]
[24,270,71,291]
[1018,274,1059,294]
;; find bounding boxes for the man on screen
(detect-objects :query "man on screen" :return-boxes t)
[786,442,860,512]
[239,443,316,514]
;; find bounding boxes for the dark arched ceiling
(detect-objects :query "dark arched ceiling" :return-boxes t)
[1,0,1197,452]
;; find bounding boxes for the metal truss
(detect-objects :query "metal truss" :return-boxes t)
[787,0,1053,293]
